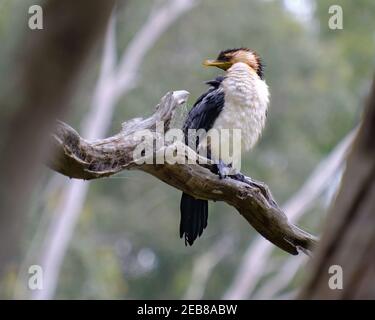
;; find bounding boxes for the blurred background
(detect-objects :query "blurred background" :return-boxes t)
[0,0,374,299]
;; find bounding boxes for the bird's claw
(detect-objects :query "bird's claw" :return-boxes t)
[218,171,227,179]
[217,160,231,179]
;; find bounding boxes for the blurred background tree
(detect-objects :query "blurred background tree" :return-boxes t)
[0,0,374,299]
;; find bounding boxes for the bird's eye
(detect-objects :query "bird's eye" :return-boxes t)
[217,54,230,62]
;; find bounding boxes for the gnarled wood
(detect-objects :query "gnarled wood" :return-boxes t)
[48,90,318,255]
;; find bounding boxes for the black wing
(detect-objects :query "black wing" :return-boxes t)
[182,76,225,144]
[179,77,224,246]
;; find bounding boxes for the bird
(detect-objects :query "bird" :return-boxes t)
[180,48,270,246]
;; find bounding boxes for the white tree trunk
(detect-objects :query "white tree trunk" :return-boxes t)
[32,0,198,300]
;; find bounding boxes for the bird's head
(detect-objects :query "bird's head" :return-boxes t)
[203,48,264,79]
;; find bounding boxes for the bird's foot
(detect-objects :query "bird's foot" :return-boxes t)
[232,172,246,182]
[216,160,232,179]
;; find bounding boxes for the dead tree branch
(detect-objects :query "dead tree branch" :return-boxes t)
[48,91,317,255]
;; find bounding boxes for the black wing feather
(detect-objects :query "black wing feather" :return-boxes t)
[180,77,224,246]
[183,77,225,142]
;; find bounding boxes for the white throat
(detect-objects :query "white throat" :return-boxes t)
[209,62,270,163]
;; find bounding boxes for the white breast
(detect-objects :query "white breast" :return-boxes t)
[210,62,270,163]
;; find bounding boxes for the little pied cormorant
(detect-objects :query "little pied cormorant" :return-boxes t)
[180,48,270,246]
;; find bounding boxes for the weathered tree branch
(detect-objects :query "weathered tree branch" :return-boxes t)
[48,91,318,255]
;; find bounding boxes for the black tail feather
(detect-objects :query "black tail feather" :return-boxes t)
[180,192,208,246]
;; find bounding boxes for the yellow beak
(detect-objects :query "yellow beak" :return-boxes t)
[203,59,226,67]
